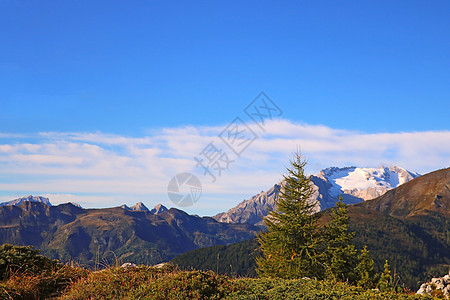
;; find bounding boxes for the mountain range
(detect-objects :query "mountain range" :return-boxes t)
[0,202,257,266]
[2,195,167,214]
[214,165,419,225]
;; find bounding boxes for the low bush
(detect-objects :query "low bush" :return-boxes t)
[61,266,239,300]
[0,265,88,299]
[0,244,59,280]
[229,278,434,299]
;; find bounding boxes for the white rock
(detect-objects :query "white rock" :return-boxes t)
[432,278,445,290]
[443,285,449,297]
[121,262,137,268]
[443,275,450,283]
[418,273,450,298]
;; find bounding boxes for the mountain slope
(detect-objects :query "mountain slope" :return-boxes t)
[353,167,449,218]
[175,168,449,288]
[0,202,258,266]
[214,184,281,225]
[214,165,419,225]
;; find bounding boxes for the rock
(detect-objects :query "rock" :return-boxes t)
[153,263,166,268]
[443,286,449,298]
[417,272,450,299]
[431,278,439,284]
[121,262,137,268]
[417,283,427,295]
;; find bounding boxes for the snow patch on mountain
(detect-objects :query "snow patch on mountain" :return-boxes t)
[322,165,419,199]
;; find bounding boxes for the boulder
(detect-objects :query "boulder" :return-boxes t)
[417,271,450,298]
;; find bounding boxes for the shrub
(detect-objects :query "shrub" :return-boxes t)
[131,270,238,299]
[60,265,174,299]
[0,265,88,299]
[62,266,239,300]
[0,244,59,280]
[229,277,433,300]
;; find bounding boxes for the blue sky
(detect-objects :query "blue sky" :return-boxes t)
[0,1,449,215]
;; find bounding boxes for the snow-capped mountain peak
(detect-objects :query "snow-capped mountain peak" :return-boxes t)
[0,195,52,207]
[320,165,419,200]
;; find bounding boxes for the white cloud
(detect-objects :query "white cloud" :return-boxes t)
[0,119,448,215]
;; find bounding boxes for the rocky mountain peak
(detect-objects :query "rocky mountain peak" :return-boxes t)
[150,203,168,214]
[68,202,82,208]
[130,202,150,212]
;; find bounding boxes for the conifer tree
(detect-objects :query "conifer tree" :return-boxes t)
[378,260,393,291]
[323,197,357,282]
[256,151,320,279]
[354,246,376,288]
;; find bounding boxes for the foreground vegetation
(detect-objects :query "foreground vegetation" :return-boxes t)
[1,244,447,299]
[1,263,444,299]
